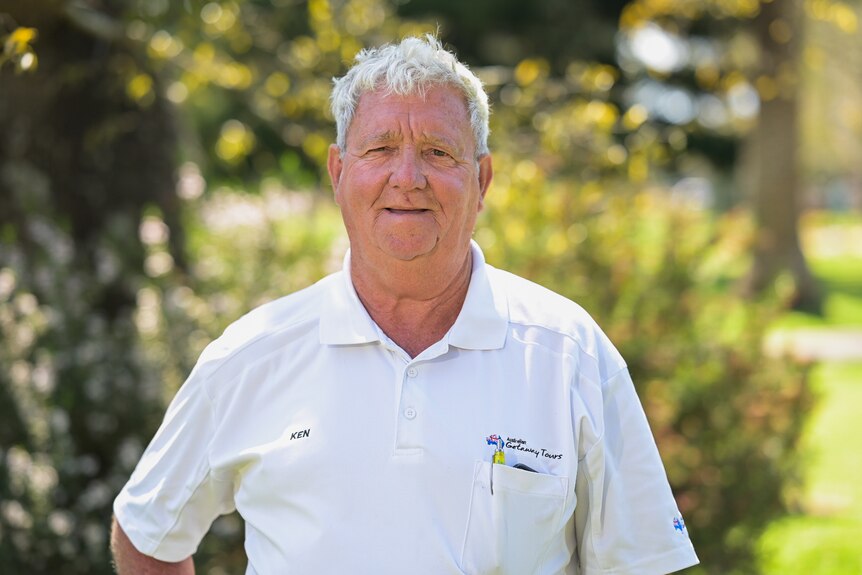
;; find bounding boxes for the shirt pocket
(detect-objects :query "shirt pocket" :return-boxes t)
[460,460,569,575]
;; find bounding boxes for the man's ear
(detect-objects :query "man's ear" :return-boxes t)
[477,153,493,212]
[327,144,343,204]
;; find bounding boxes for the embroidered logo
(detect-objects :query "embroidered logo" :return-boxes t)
[504,436,563,460]
[484,434,563,461]
[673,516,686,533]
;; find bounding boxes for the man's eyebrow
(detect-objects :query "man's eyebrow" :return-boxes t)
[356,131,399,148]
[421,133,466,153]
[353,131,466,156]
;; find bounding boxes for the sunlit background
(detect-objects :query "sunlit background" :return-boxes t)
[1,0,861,573]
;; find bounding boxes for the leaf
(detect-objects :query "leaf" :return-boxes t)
[6,27,39,55]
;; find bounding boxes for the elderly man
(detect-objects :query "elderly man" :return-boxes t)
[111,36,699,574]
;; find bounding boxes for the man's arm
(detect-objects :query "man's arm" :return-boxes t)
[111,517,195,575]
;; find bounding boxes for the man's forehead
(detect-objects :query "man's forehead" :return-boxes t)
[349,86,472,143]
[357,84,467,107]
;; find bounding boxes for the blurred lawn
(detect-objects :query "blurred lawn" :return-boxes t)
[774,211,862,328]
[758,211,862,573]
[773,257,862,328]
[758,363,862,574]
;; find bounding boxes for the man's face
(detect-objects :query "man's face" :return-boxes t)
[327,85,492,266]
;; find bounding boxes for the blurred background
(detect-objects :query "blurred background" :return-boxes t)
[1,0,861,573]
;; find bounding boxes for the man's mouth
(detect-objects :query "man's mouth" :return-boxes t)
[385,208,429,215]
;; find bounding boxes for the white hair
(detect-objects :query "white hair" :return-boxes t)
[330,35,490,158]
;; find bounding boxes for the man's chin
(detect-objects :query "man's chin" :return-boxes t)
[375,237,439,263]
[379,246,434,262]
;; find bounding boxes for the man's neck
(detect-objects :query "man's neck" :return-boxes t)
[350,247,473,358]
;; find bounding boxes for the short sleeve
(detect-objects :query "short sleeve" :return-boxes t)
[574,367,699,575]
[113,367,235,562]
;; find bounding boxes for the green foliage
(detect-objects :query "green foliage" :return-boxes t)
[135,0,435,186]
[1,2,184,570]
[0,184,165,573]
[0,24,38,73]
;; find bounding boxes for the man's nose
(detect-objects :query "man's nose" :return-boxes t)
[389,149,427,190]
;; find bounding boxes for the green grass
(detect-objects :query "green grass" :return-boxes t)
[758,217,862,575]
[811,257,862,326]
[759,516,862,575]
[773,210,862,328]
[803,362,862,514]
[771,257,862,329]
[758,362,862,575]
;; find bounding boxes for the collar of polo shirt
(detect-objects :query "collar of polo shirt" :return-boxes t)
[319,240,509,351]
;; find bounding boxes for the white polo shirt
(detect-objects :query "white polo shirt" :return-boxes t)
[114,242,698,575]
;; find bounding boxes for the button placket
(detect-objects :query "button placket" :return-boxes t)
[394,362,423,453]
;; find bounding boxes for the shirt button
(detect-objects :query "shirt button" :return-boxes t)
[406,367,418,378]
[404,407,417,420]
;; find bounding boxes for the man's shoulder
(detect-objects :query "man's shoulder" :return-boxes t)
[198,272,341,365]
[487,265,622,367]
[488,266,594,330]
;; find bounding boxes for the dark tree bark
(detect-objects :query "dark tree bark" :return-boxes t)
[743,0,822,312]
[1,0,186,284]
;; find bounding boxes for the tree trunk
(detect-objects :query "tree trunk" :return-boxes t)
[743,0,822,312]
[0,3,183,572]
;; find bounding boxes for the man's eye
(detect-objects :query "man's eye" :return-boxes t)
[430,149,449,158]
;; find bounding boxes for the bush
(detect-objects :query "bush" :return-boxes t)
[0,185,166,574]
